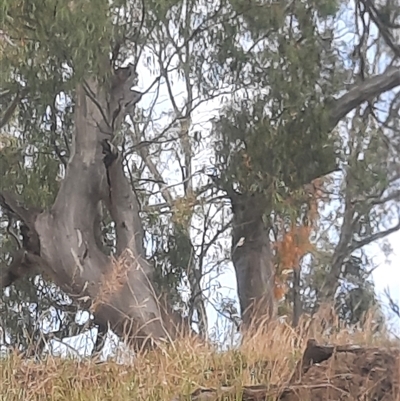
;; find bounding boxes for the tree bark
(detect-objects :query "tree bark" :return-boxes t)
[231,193,276,327]
[228,66,400,327]
[292,267,302,328]
[0,67,185,349]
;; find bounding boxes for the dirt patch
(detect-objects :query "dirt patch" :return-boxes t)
[183,340,400,401]
[283,340,400,401]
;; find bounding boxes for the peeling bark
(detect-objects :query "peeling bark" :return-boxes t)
[0,66,185,349]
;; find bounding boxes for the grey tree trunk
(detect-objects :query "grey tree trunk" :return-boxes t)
[0,68,186,349]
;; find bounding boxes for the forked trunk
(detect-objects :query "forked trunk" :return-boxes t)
[0,72,184,349]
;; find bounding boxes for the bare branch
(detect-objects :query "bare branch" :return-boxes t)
[349,220,400,253]
[385,288,400,319]
[361,0,400,59]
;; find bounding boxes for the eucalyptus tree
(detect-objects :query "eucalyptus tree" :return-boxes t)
[203,0,400,327]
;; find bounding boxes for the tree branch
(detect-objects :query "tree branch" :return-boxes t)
[349,220,400,253]
[0,191,41,255]
[101,139,145,257]
[361,0,400,59]
[329,67,400,129]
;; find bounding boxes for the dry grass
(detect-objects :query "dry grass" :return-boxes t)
[1,313,399,401]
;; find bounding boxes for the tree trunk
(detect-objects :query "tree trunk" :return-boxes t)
[0,69,185,350]
[231,193,276,327]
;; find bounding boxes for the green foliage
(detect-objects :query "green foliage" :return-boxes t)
[229,0,340,34]
[212,1,344,219]
[1,0,114,86]
[147,222,187,306]
[215,101,335,197]
[0,0,118,351]
[0,130,60,208]
[228,0,286,34]
[298,119,397,325]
